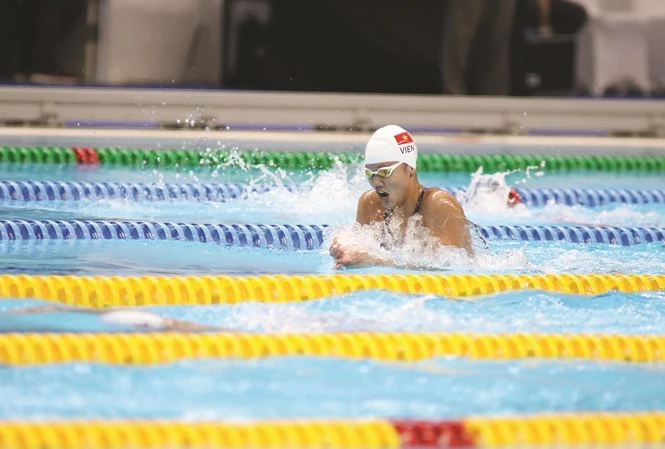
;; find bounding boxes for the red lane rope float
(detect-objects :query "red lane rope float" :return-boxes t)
[72,147,99,165]
[393,420,473,448]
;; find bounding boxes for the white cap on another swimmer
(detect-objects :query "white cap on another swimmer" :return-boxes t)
[364,124,418,169]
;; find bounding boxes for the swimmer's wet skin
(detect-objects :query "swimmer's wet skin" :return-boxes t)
[329,125,475,270]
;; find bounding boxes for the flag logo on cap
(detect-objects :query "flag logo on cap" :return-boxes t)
[394,132,413,145]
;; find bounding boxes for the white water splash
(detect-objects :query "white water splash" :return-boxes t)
[240,160,367,224]
[456,166,664,227]
[15,157,663,229]
[455,167,532,223]
[541,203,665,227]
[322,215,531,272]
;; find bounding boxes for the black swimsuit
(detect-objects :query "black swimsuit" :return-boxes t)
[384,187,426,223]
[381,188,488,251]
[381,187,426,249]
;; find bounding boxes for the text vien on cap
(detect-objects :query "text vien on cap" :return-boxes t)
[364,125,418,169]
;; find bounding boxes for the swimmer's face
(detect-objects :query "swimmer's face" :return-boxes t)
[365,161,411,207]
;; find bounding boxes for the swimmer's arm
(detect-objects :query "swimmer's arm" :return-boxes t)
[330,241,445,271]
[3,306,221,331]
[5,305,85,313]
[424,191,474,255]
[330,191,396,269]
[329,231,391,269]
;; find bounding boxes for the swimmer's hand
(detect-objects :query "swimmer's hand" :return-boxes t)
[329,238,387,269]
[329,237,447,271]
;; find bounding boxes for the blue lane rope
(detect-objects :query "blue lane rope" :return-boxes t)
[0,220,662,248]
[0,181,275,202]
[1,181,664,207]
[513,187,665,207]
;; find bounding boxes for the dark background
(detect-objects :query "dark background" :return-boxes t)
[0,0,594,97]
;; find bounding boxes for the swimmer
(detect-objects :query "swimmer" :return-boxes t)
[464,176,524,207]
[4,305,219,331]
[329,125,475,269]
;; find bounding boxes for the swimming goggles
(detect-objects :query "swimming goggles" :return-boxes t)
[364,162,403,179]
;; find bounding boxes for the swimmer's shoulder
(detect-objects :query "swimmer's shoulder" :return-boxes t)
[357,189,384,224]
[421,187,466,217]
[359,189,380,205]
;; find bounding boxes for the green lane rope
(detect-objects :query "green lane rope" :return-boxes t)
[95,147,363,169]
[1,146,664,172]
[0,147,76,164]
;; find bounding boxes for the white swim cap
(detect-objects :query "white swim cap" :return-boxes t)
[364,125,418,169]
[101,310,168,329]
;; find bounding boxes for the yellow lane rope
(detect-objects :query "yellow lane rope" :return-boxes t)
[1,332,664,364]
[0,273,663,306]
[1,412,665,448]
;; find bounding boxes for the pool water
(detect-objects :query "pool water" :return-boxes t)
[1,152,665,424]
[3,289,665,335]
[0,162,663,276]
[2,356,664,420]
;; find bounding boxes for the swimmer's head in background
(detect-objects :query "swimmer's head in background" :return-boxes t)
[364,125,418,169]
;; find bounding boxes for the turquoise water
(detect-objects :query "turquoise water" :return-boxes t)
[1,197,665,226]
[1,157,665,421]
[0,161,663,276]
[0,239,663,276]
[2,357,664,420]
[3,289,665,334]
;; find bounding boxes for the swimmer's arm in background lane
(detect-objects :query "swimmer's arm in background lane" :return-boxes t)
[4,306,226,331]
[421,190,475,257]
[4,305,70,313]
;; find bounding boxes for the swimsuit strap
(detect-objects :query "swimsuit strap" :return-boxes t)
[381,186,488,251]
[381,186,425,250]
[414,187,426,215]
[383,186,426,223]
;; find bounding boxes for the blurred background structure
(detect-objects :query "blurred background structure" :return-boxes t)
[0,0,664,135]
